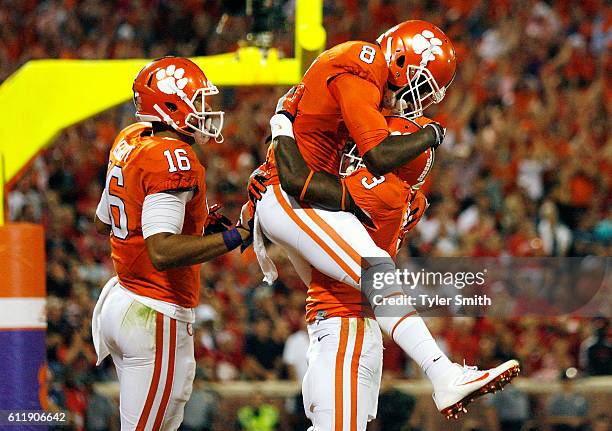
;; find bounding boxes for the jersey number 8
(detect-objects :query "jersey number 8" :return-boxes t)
[359,45,377,64]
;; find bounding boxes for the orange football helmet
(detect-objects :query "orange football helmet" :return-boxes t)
[340,116,434,188]
[388,116,435,187]
[132,56,224,141]
[377,20,456,119]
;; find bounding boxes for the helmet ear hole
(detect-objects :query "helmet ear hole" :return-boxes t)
[396,55,406,68]
[165,102,178,112]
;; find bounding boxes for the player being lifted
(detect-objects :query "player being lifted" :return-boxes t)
[91,57,251,430]
[251,20,520,426]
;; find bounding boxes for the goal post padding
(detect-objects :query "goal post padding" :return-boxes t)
[0,223,46,409]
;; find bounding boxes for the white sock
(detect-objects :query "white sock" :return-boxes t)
[361,259,453,386]
[377,312,453,385]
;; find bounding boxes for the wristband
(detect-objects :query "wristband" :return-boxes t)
[424,123,444,149]
[270,114,295,140]
[222,228,243,251]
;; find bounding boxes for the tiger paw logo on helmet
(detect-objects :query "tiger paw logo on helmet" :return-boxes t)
[412,30,443,65]
[155,65,189,95]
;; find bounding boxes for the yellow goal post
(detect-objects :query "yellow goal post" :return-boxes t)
[0,0,325,224]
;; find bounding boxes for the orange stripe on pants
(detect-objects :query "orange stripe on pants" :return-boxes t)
[350,319,365,431]
[136,312,164,431]
[301,205,363,267]
[153,318,177,430]
[273,186,360,283]
[334,319,350,431]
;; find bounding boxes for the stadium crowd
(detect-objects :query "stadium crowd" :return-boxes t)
[3,0,610,429]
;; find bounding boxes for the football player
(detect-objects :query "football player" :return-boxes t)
[91,57,251,430]
[252,74,520,426]
[298,118,430,431]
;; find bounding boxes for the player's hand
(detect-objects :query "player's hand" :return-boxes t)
[237,202,254,251]
[400,189,429,238]
[204,204,233,235]
[248,168,270,206]
[247,167,270,221]
[275,84,305,122]
[423,122,446,149]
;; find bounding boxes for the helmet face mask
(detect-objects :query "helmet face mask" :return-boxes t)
[377,20,456,119]
[182,88,224,142]
[392,65,445,119]
[339,143,365,177]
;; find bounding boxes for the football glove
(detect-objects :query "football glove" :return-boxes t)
[237,202,254,252]
[399,189,429,240]
[275,84,305,122]
[204,204,233,235]
[248,167,270,205]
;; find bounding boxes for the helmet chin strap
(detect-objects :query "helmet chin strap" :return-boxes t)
[153,104,174,125]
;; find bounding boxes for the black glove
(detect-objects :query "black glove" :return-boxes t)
[248,168,270,205]
[204,204,233,235]
[424,122,446,149]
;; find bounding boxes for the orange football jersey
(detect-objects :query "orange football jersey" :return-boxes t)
[105,122,208,308]
[286,41,390,175]
[306,168,412,322]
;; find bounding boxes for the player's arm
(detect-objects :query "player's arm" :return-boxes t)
[146,230,249,271]
[143,192,251,271]
[329,74,443,177]
[94,215,111,235]
[272,116,357,212]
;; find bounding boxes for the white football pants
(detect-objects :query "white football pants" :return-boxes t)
[256,185,388,288]
[303,317,383,431]
[94,281,196,430]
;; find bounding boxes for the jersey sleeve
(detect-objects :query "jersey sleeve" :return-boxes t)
[329,74,389,154]
[95,189,111,225]
[141,191,193,238]
[139,142,204,196]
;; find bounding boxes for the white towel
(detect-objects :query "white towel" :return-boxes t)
[253,211,278,285]
[91,275,118,365]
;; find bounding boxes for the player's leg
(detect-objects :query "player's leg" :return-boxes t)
[302,320,334,431]
[356,319,383,429]
[302,317,383,431]
[99,288,148,429]
[258,185,451,403]
[258,185,453,386]
[257,184,388,289]
[259,185,519,419]
[158,321,196,430]
[99,287,193,430]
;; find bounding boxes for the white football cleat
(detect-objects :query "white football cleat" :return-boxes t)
[433,359,520,419]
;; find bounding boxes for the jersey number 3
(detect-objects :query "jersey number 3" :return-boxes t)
[362,175,385,190]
